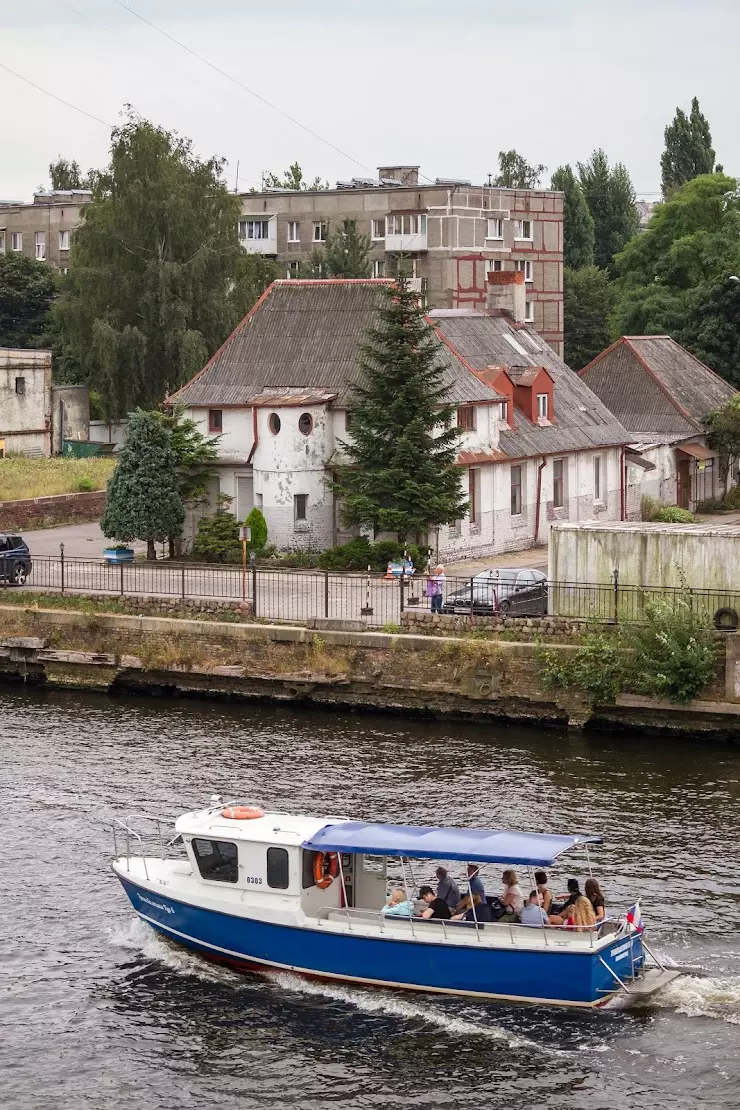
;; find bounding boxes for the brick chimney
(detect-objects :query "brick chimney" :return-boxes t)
[486,270,526,324]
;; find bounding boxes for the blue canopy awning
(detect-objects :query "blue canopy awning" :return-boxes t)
[301,822,601,868]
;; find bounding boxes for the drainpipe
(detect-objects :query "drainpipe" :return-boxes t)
[246,406,258,464]
[534,456,547,544]
[620,446,626,520]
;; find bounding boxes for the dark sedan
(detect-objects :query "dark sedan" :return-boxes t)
[441,568,547,617]
[0,534,32,586]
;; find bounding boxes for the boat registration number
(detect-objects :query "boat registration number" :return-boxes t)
[244,876,263,885]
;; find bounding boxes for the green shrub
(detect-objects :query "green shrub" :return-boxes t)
[245,507,268,552]
[628,595,719,704]
[74,476,97,492]
[641,495,695,523]
[381,621,402,634]
[317,538,428,572]
[192,506,240,563]
[696,484,740,513]
[539,629,626,706]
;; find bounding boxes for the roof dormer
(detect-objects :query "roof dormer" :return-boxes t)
[507,365,555,426]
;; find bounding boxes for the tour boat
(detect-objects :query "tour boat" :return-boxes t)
[111,802,681,1009]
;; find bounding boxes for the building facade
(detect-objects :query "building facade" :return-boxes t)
[0,349,89,457]
[580,336,738,514]
[239,166,564,354]
[169,276,626,560]
[0,189,91,271]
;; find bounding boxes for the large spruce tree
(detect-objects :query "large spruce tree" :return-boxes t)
[333,279,467,542]
[578,150,640,272]
[101,409,185,560]
[550,165,595,270]
[661,97,716,197]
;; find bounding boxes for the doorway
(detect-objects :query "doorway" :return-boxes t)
[677,457,691,509]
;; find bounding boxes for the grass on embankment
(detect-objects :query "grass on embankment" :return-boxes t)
[0,457,117,501]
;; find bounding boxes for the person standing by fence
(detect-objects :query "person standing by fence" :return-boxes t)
[425,564,446,613]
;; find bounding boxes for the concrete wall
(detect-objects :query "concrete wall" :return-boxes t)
[549,521,740,590]
[0,348,51,456]
[0,192,89,270]
[51,384,89,452]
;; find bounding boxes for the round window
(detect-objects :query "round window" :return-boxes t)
[268,413,281,435]
[298,412,313,435]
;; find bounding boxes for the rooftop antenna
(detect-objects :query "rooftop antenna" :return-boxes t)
[235,160,239,193]
[487,173,493,187]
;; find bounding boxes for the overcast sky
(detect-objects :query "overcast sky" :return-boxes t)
[2,0,738,200]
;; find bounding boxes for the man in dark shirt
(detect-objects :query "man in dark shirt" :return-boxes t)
[418,885,452,919]
[435,866,460,911]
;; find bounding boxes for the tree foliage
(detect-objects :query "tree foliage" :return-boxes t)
[191,495,241,563]
[53,113,277,418]
[245,506,268,552]
[492,150,545,189]
[577,150,640,272]
[563,266,617,371]
[0,253,56,348]
[48,157,96,191]
[332,279,467,542]
[262,162,328,191]
[550,165,595,270]
[661,97,716,197]
[101,409,185,559]
[704,395,740,493]
[304,220,371,278]
[613,173,740,385]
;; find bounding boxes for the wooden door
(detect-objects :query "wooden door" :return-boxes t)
[677,458,691,509]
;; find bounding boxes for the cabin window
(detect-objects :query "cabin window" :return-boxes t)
[266,846,290,889]
[192,838,238,883]
[302,849,318,888]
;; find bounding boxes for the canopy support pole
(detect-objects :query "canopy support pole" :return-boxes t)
[468,863,481,942]
[337,852,352,932]
[400,856,416,938]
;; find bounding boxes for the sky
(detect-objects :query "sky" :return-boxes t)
[2,0,738,200]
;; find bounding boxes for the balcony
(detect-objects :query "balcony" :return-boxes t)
[384,213,427,253]
[238,218,277,257]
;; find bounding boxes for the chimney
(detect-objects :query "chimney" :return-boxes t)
[486,270,526,323]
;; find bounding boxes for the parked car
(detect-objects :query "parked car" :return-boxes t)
[441,568,547,617]
[0,534,32,586]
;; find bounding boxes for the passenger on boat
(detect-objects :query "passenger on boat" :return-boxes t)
[519,891,550,927]
[549,878,581,921]
[417,885,452,920]
[435,866,461,911]
[382,888,415,916]
[465,863,486,903]
[451,894,492,924]
[585,878,605,922]
[535,870,553,913]
[500,869,525,917]
[563,896,597,933]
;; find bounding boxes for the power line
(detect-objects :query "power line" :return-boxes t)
[111,0,372,176]
[0,60,113,130]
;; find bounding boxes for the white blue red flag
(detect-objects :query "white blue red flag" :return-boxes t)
[625,902,643,932]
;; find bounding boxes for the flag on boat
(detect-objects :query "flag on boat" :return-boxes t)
[625,902,643,932]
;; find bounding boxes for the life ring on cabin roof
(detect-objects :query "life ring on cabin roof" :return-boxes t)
[313,851,339,889]
[221,806,264,820]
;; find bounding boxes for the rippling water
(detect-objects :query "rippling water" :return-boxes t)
[2,689,740,1109]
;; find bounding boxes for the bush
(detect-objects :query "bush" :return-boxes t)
[317,538,428,572]
[696,484,740,513]
[641,495,695,523]
[74,476,97,492]
[192,506,240,563]
[245,507,268,553]
[539,629,626,706]
[628,595,719,704]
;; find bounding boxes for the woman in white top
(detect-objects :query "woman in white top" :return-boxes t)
[501,868,525,917]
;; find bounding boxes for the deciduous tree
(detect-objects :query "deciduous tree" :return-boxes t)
[47,157,97,191]
[704,395,740,495]
[0,254,56,348]
[262,162,329,190]
[307,220,371,278]
[332,279,467,542]
[563,266,617,371]
[578,150,640,272]
[492,150,546,190]
[54,112,277,418]
[661,97,716,197]
[550,165,595,270]
[101,408,185,560]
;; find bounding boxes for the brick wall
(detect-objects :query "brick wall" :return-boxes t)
[0,490,106,530]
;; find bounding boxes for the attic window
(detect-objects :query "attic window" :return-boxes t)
[298,412,313,435]
[497,401,508,423]
[536,393,549,420]
[457,405,475,431]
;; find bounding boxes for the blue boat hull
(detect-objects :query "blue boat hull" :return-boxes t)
[117,875,643,1008]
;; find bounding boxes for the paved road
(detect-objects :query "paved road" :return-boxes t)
[23,522,147,558]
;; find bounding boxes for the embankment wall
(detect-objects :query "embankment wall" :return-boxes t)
[0,490,106,530]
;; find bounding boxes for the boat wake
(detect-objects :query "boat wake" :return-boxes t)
[109,917,243,986]
[647,974,740,1024]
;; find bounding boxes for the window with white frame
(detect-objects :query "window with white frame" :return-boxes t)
[372,259,386,278]
[0,231,5,254]
[536,393,549,420]
[35,231,46,260]
[287,221,300,242]
[594,455,603,501]
[11,232,22,251]
[59,230,70,251]
[525,300,534,322]
[313,221,327,242]
[242,219,270,240]
[371,219,385,240]
[497,400,508,423]
[386,213,426,235]
[514,219,532,240]
[286,261,300,279]
[486,217,503,240]
[516,259,533,282]
[485,259,503,275]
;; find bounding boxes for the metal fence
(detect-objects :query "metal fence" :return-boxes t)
[10,555,740,629]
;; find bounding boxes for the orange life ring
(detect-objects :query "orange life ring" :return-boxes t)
[221,806,264,820]
[313,851,339,889]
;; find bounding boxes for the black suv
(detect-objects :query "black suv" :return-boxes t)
[0,534,32,586]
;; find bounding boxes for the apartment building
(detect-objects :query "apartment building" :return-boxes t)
[239,165,564,354]
[0,189,91,271]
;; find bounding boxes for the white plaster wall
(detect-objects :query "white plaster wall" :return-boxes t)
[187,406,254,464]
[0,351,50,455]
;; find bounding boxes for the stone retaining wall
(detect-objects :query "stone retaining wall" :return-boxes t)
[401,609,585,638]
[0,490,106,530]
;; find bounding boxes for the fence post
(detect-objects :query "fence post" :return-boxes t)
[470,576,475,618]
[120,561,124,597]
[324,569,329,618]
[60,542,65,595]
[181,561,186,601]
[252,563,258,617]
[399,569,405,615]
[613,567,619,625]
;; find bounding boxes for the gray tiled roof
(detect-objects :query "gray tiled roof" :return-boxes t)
[169,281,494,408]
[429,312,630,458]
[580,336,737,438]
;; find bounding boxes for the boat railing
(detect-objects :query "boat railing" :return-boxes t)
[112,812,178,877]
[315,906,604,947]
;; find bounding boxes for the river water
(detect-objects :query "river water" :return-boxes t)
[2,689,740,1109]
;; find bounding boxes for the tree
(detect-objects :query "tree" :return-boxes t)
[0,254,56,348]
[492,150,545,189]
[332,278,467,542]
[54,112,278,418]
[308,220,371,278]
[155,406,220,557]
[49,158,83,190]
[704,396,740,495]
[661,97,716,197]
[262,162,329,191]
[550,166,595,270]
[613,173,740,384]
[101,409,185,560]
[577,150,640,272]
[245,506,268,554]
[563,266,617,371]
